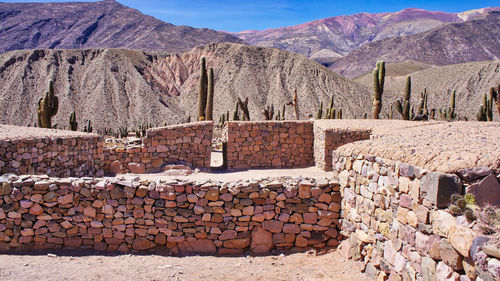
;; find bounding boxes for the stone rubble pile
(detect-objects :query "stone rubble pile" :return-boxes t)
[0,174,340,254]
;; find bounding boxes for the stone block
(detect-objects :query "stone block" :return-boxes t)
[420,172,462,208]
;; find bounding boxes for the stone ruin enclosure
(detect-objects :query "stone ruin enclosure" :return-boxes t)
[0,120,499,281]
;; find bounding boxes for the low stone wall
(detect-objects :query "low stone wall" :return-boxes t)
[333,151,500,281]
[0,126,103,178]
[313,125,370,171]
[0,175,341,254]
[103,122,213,174]
[223,121,314,170]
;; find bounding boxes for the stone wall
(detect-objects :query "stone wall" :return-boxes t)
[0,175,341,254]
[313,125,370,171]
[103,122,213,174]
[333,151,500,281]
[0,127,103,178]
[223,121,314,170]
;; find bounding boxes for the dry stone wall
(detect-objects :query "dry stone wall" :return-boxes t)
[0,175,341,254]
[223,121,314,170]
[0,133,103,178]
[313,125,370,171]
[333,151,500,281]
[103,122,213,174]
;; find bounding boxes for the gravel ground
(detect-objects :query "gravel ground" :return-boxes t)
[0,249,368,281]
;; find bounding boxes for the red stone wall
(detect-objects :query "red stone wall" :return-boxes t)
[0,175,341,254]
[103,122,213,174]
[223,121,314,170]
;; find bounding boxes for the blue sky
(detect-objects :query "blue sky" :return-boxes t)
[5,0,500,32]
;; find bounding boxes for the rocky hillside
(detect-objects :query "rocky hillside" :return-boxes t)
[331,12,500,78]
[0,0,243,54]
[354,60,500,120]
[0,43,374,131]
[233,7,499,64]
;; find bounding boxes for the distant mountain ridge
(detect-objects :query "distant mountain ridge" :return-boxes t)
[330,11,500,78]
[233,7,499,63]
[0,0,243,54]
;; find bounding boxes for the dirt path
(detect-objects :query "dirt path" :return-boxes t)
[0,249,368,281]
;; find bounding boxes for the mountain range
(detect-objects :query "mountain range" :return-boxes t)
[0,43,373,130]
[0,0,242,54]
[232,7,499,64]
[0,0,498,127]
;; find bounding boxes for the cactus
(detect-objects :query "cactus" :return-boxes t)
[83,120,92,133]
[205,67,214,121]
[263,104,275,120]
[233,102,240,121]
[389,104,394,119]
[281,104,286,120]
[372,61,385,119]
[395,76,411,120]
[477,92,494,121]
[135,123,151,138]
[117,126,128,138]
[337,108,342,119]
[286,89,300,120]
[37,80,59,128]
[69,111,77,131]
[197,57,208,121]
[316,102,323,119]
[492,84,500,115]
[418,88,429,116]
[237,97,250,121]
[439,90,456,121]
[275,110,281,120]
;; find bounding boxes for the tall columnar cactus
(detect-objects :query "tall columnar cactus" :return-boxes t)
[492,84,500,115]
[477,91,494,122]
[439,90,457,121]
[372,60,385,119]
[395,75,411,120]
[37,80,59,128]
[337,108,342,119]
[83,120,92,133]
[205,67,214,121]
[316,102,323,119]
[286,89,300,120]
[197,57,208,121]
[325,95,336,119]
[418,88,429,116]
[237,97,250,121]
[233,102,240,121]
[69,111,77,131]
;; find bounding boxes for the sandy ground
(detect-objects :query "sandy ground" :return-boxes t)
[0,249,368,281]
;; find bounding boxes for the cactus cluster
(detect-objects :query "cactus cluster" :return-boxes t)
[135,123,152,138]
[37,80,59,128]
[439,90,456,121]
[315,95,342,119]
[69,111,77,131]
[263,104,275,120]
[417,89,429,116]
[117,126,128,138]
[235,97,250,121]
[372,61,385,119]
[83,120,92,133]
[197,57,214,121]
[477,86,498,121]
